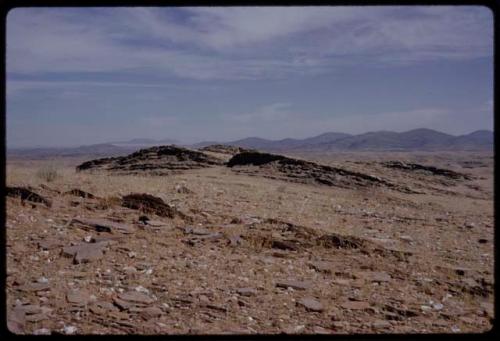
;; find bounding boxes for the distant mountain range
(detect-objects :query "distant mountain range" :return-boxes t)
[7,129,494,159]
[193,129,494,152]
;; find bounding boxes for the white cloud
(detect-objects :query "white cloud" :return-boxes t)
[7,6,492,81]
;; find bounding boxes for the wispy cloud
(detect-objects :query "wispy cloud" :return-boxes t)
[7,6,492,82]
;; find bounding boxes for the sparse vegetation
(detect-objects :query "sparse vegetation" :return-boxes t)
[36,164,59,183]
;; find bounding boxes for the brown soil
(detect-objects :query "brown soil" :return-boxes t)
[5,150,494,335]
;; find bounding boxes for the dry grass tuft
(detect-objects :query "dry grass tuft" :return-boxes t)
[36,164,60,183]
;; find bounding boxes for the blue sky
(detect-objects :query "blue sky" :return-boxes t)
[7,6,493,147]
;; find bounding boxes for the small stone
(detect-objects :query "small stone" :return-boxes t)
[399,235,413,243]
[17,282,50,292]
[340,301,370,310]
[118,291,154,304]
[308,261,334,273]
[465,222,475,229]
[62,242,107,264]
[140,306,163,319]
[84,235,92,243]
[480,302,494,317]
[297,298,324,312]
[70,217,134,234]
[33,328,51,335]
[236,288,257,297]
[147,220,168,227]
[135,286,149,294]
[313,326,331,334]
[433,303,444,310]
[451,326,461,333]
[63,325,77,335]
[38,239,64,250]
[123,266,137,274]
[363,271,391,283]
[372,320,391,329]
[25,313,48,322]
[205,303,227,312]
[128,252,137,258]
[67,289,91,306]
[37,277,49,284]
[276,280,311,290]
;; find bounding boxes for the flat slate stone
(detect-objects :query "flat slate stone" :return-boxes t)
[341,301,370,310]
[362,271,392,282]
[276,280,311,290]
[112,297,136,310]
[297,298,324,312]
[140,307,163,319]
[118,291,154,305]
[17,282,50,292]
[308,261,334,273]
[62,242,107,264]
[236,288,258,297]
[25,313,48,323]
[38,239,64,250]
[14,305,42,315]
[67,289,91,306]
[147,220,168,227]
[71,218,134,234]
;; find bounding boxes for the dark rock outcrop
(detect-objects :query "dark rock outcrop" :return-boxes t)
[121,193,191,221]
[6,186,52,207]
[227,151,416,193]
[64,188,98,199]
[76,145,223,175]
[200,144,256,155]
[382,161,472,180]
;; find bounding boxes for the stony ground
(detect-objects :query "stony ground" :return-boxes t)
[5,151,494,335]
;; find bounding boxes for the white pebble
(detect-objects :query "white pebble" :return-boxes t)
[433,303,444,310]
[37,276,49,284]
[63,325,77,335]
[135,285,149,294]
[33,328,51,335]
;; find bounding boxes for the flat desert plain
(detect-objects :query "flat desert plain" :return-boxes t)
[5,148,494,334]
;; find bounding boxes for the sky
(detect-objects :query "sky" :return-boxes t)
[6,6,494,147]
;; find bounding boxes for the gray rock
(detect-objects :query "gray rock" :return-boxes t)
[340,301,370,310]
[71,217,134,234]
[146,220,168,227]
[465,222,476,229]
[33,328,51,335]
[118,291,154,305]
[67,289,91,306]
[140,306,163,319]
[16,282,50,292]
[276,280,311,290]
[25,313,48,322]
[37,239,64,250]
[62,242,108,264]
[308,261,334,273]
[297,298,324,312]
[236,288,257,297]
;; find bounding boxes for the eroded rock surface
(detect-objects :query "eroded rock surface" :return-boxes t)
[227,151,416,193]
[76,145,224,175]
